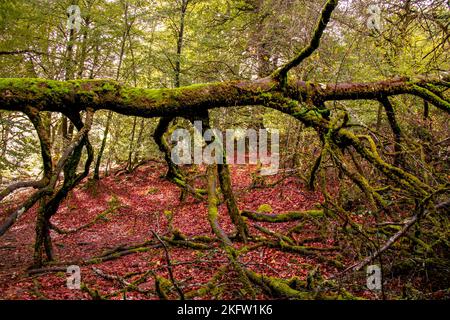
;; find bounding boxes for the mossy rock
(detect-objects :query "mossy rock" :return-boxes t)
[257,204,273,213]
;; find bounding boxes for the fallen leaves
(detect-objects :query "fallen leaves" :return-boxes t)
[0,162,367,300]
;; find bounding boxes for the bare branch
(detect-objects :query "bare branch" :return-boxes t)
[348,200,450,272]
[0,50,45,56]
[272,0,339,84]
[151,230,185,300]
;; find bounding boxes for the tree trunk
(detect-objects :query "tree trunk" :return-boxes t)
[94,111,113,180]
[379,96,404,167]
[93,1,133,179]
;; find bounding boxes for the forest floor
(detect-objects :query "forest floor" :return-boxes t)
[0,162,379,300]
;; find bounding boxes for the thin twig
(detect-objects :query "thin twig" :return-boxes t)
[151,230,185,300]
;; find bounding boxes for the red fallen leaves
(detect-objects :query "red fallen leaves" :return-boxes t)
[0,163,371,300]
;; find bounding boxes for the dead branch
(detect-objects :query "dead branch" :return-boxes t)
[151,230,185,300]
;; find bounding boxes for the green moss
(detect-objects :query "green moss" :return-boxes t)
[339,129,431,197]
[87,258,102,265]
[410,84,450,114]
[260,92,273,100]
[0,78,70,96]
[121,87,167,103]
[146,187,159,194]
[245,269,312,299]
[100,82,117,92]
[257,203,273,213]
[242,209,324,223]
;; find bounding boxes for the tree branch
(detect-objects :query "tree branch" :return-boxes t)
[1,75,448,117]
[0,50,45,56]
[151,230,185,300]
[347,200,450,272]
[0,110,94,238]
[272,0,339,84]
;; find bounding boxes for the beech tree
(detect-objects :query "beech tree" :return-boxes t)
[0,0,449,299]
